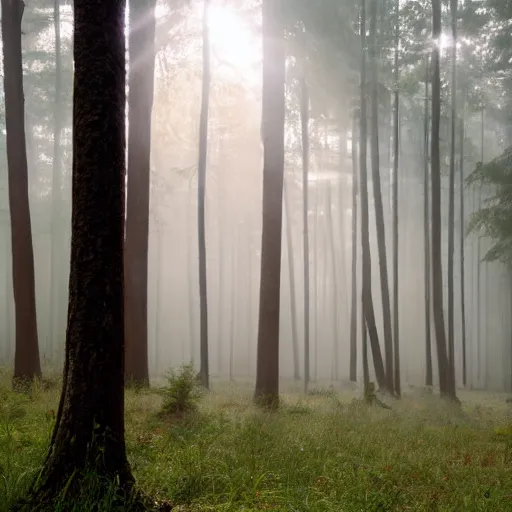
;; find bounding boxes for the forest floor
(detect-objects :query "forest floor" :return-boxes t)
[0,371,511,511]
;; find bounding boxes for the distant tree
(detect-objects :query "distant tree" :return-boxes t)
[1,0,42,386]
[124,0,157,387]
[14,0,140,507]
[197,0,211,389]
[254,0,286,409]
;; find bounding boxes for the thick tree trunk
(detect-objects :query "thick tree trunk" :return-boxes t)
[124,0,157,387]
[431,0,452,398]
[2,0,42,385]
[283,177,300,380]
[16,1,141,507]
[359,0,387,391]
[423,54,433,387]
[392,0,401,397]
[300,76,310,394]
[349,113,358,383]
[459,117,467,387]
[254,0,285,409]
[197,0,211,389]
[369,0,394,394]
[49,0,63,363]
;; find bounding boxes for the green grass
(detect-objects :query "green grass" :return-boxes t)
[1,371,512,511]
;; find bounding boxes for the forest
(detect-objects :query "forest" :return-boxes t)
[1,0,512,510]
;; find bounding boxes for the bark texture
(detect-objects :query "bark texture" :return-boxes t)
[2,0,42,385]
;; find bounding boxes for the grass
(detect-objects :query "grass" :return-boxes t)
[1,371,512,511]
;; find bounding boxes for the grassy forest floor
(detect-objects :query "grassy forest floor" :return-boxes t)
[0,370,512,511]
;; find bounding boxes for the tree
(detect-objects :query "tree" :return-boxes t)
[369,0,394,394]
[124,0,157,387]
[431,0,453,399]
[1,0,42,385]
[459,117,467,388]
[359,0,387,391]
[254,0,286,409]
[197,0,211,389]
[14,0,140,507]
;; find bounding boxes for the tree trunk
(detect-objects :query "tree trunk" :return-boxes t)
[283,177,300,380]
[369,0,394,394]
[392,0,400,397]
[423,54,433,387]
[197,0,211,389]
[349,113,358,383]
[459,117,467,387]
[300,76,310,394]
[229,224,236,382]
[447,0,458,396]
[17,1,140,506]
[254,0,285,409]
[49,0,63,364]
[431,0,451,398]
[124,0,157,387]
[2,0,42,386]
[359,0,386,391]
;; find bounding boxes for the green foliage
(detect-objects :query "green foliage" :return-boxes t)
[160,363,203,417]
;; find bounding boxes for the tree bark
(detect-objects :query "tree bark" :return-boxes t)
[254,0,285,409]
[359,0,387,391]
[423,54,433,387]
[197,0,211,389]
[124,0,157,387]
[300,76,310,394]
[369,0,394,394]
[431,0,451,398]
[2,0,42,386]
[459,117,467,387]
[15,0,141,507]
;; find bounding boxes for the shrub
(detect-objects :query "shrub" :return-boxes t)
[160,363,203,417]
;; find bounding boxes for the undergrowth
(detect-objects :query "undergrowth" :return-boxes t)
[1,371,511,511]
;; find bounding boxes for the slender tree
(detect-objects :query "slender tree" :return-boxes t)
[459,117,467,387]
[15,0,141,506]
[254,0,286,409]
[300,76,311,393]
[369,0,394,394]
[431,0,452,398]
[124,0,157,387]
[2,0,42,386]
[359,0,387,390]
[197,0,211,388]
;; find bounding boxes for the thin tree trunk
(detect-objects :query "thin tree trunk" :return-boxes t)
[349,113,358,383]
[254,0,285,409]
[392,0,400,397]
[431,0,451,398]
[359,0,386,391]
[447,0,458,395]
[283,177,300,380]
[124,0,157,387]
[369,0,394,394]
[423,54,433,387]
[49,0,63,363]
[229,224,236,382]
[187,189,196,365]
[2,0,42,385]
[459,117,467,387]
[217,185,224,376]
[300,76,310,394]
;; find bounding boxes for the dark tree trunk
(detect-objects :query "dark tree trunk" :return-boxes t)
[2,0,42,385]
[16,0,141,508]
[459,117,467,387]
[349,113,358,383]
[254,0,285,410]
[431,0,451,398]
[124,0,157,387]
[423,54,433,387]
[369,0,394,394]
[283,177,300,380]
[49,0,64,363]
[392,0,401,397]
[447,0,457,396]
[359,0,387,391]
[300,76,310,394]
[197,0,211,389]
